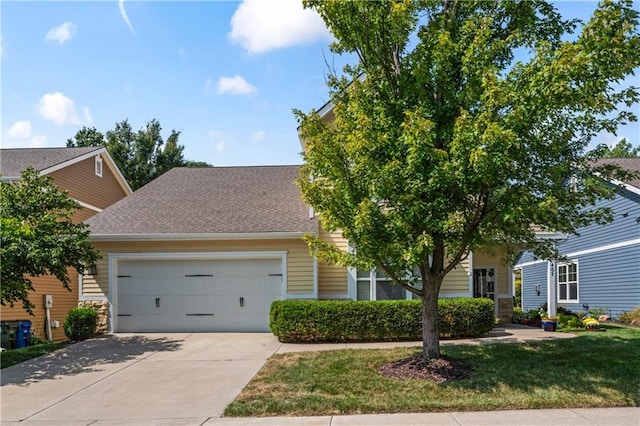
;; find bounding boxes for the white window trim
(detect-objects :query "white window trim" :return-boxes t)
[95,156,103,177]
[351,267,415,301]
[557,261,579,303]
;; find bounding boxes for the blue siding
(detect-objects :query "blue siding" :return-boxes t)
[558,244,640,317]
[521,262,548,312]
[517,251,536,264]
[560,188,640,254]
[519,187,640,318]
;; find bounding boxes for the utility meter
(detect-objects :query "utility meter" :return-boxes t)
[44,295,53,308]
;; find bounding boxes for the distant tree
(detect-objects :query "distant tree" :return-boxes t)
[297,0,639,359]
[601,138,640,158]
[185,161,214,168]
[66,126,105,147]
[0,168,100,313]
[68,119,188,190]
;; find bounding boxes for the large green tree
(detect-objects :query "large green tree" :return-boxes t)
[1,168,100,313]
[67,119,194,190]
[296,0,639,358]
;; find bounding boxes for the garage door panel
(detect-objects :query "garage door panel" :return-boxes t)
[116,257,283,332]
[119,277,226,297]
[118,314,217,333]
[212,258,281,276]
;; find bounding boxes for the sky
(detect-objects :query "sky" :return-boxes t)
[1,0,639,167]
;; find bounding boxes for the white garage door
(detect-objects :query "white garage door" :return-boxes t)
[116,257,283,332]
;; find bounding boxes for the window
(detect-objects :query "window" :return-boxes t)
[355,268,414,301]
[95,156,103,177]
[558,262,578,302]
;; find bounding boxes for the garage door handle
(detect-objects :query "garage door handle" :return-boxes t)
[240,297,244,307]
[156,298,160,308]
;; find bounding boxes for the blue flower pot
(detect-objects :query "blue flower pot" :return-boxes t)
[541,319,557,332]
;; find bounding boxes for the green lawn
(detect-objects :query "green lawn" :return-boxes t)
[0,342,66,369]
[225,324,640,417]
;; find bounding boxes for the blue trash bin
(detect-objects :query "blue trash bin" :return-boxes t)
[15,320,32,348]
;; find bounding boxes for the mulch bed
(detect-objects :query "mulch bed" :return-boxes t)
[378,355,473,383]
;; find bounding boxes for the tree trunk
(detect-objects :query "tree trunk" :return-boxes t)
[421,279,441,359]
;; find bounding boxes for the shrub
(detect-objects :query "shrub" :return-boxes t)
[269,298,495,343]
[64,307,98,341]
[558,313,583,330]
[618,307,640,326]
[512,307,526,324]
[527,309,541,321]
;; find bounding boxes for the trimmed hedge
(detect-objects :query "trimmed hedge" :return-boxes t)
[270,298,495,343]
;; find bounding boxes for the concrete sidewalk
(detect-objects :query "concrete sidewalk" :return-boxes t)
[205,407,639,425]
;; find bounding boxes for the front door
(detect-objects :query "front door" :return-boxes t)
[473,268,496,302]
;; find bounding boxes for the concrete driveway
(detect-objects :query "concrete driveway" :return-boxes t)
[1,333,281,424]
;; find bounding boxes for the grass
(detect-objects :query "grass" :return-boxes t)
[225,324,640,416]
[1,342,66,369]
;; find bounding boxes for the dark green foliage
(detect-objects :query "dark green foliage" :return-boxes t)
[270,298,494,343]
[0,342,65,369]
[63,307,98,341]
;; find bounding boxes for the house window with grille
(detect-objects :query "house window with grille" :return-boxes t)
[95,156,103,177]
[356,268,414,301]
[558,262,579,303]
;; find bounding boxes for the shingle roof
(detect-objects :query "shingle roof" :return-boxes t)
[86,166,317,236]
[0,147,103,178]
[595,157,640,189]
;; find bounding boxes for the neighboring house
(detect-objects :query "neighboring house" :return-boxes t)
[0,147,132,341]
[517,158,640,318]
[82,169,515,334]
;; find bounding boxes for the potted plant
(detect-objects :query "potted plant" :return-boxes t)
[539,308,557,332]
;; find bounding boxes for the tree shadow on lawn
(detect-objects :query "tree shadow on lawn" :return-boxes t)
[0,334,182,386]
[445,332,640,406]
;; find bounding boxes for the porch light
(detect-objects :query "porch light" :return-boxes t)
[85,263,98,276]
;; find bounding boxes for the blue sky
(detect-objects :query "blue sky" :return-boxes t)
[2,1,638,167]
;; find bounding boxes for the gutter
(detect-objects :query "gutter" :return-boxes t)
[89,231,313,242]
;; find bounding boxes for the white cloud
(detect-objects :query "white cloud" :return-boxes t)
[229,0,331,54]
[119,0,137,36]
[217,75,257,95]
[38,92,81,125]
[251,130,265,142]
[8,121,32,138]
[215,141,225,152]
[45,22,77,44]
